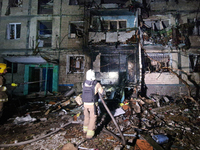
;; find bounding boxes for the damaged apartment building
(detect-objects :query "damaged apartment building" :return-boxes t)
[0,0,199,100]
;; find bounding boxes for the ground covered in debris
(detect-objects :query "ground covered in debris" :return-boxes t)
[0,93,200,150]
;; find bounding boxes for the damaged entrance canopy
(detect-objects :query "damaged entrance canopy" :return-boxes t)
[3,56,48,64]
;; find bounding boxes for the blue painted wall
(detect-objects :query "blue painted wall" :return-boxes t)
[101,15,137,28]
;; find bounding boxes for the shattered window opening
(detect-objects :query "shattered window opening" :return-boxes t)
[69,21,84,38]
[37,21,52,47]
[7,23,21,40]
[69,0,92,5]
[92,18,127,32]
[100,55,119,72]
[38,0,53,14]
[144,53,171,72]
[189,55,200,72]
[108,20,127,31]
[110,21,117,31]
[9,0,23,7]
[69,0,82,5]
[119,21,126,31]
[67,55,85,73]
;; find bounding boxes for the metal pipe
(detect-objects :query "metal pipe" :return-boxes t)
[98,93,126,145]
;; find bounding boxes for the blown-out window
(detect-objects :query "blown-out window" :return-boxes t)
[102,20,127,31]
[144,53,171,72]
[38,0,53,14]
[66,55,85,73]
[38,21,52,47]
[7,23,21,39]
[69,21,84,38]
[9,0,23,7]
[100,54,119,72]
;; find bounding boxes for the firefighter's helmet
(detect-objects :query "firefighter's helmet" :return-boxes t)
[86,69,95,81]
[0,63,7,73]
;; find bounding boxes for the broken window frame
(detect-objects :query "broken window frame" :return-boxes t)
[7,23,21,40]
[69,0,86,5]
[189,55,200,72]
[106,20,127,32]
[68,21,84,38]
[144,53,171,73]
[38,0,53,14]
[37,20,52,47]
[92,16,127,32]
[9,0,23,7]
[66,55,85,73]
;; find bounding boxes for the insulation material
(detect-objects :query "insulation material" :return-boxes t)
[118,30,136,43]
[106,32,118,42]
[89,32,105,43]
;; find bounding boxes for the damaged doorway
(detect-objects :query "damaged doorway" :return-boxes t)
[28,67,40,93]
[28,67,53,94]
[24,64,58,95]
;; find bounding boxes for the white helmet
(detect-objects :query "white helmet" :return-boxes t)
[86,69,95,81]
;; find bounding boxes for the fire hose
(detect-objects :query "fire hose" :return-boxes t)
[98,93,126,145]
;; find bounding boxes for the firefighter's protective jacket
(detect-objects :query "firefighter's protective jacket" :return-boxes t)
[82,80,98,103]
[0,76,8,102]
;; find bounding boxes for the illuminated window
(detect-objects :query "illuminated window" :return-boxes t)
[69,0,85,5]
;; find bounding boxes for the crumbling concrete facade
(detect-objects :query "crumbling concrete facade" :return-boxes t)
[142,0,200,98]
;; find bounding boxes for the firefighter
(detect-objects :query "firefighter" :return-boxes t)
[0,63,8,118]
[82,69,104,139]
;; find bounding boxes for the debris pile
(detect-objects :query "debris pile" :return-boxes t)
[0,90,199,150]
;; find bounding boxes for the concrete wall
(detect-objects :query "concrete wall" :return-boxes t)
[58,50,91,93]
[0,18,28,49]
[0,0,89,95]
[143,0,200,97]
[144,48,199,97]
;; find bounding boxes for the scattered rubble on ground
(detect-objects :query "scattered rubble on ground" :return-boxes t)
[0,90,200,150]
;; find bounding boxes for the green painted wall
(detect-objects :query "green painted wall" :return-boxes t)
[24,64,58,95]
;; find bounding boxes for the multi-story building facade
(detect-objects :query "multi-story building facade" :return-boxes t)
[0,0,91,96]
[0,0,199,99]
[142,0,200,98]
[0,0,141,98]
